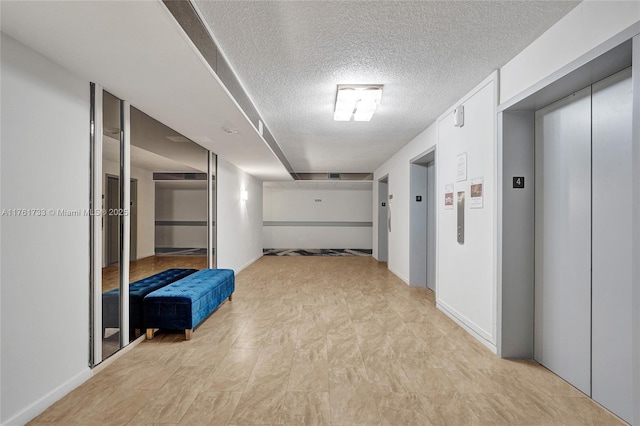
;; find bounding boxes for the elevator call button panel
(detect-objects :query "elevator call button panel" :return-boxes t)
[457,191,465,244]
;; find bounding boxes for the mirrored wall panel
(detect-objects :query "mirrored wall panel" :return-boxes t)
[91,87,218,366]
[101,90,124,360]
[209,152,217,269]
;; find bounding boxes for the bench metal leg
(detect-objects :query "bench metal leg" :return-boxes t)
[229,294,233,301]
[146,328,154,340]
[135,328,141,338]
[185,329,193,340]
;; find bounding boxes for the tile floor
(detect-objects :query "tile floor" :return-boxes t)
[102,255,207,292]
[31,256,623,425]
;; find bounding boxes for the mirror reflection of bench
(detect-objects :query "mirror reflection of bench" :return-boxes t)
[144,268,235,340]
[102,268,198,338]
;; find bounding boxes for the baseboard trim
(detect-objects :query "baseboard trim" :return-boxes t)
[2,368,91,426]
[436,301,497,354]
[92,333,146,376]
[388,266,409,285]
[236,253,263,274]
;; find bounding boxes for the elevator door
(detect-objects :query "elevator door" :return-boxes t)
[534,68,633,422]
[534,86,592,395]
[591,68,632,423]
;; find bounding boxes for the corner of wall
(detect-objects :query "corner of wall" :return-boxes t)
[216,157,264,273]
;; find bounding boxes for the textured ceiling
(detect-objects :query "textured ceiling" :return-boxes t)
[195,1,580,173]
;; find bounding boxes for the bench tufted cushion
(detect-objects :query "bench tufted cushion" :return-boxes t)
[102,268,198,333]
[143,268,235,332]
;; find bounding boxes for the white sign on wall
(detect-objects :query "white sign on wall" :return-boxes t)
[456,152,467,182]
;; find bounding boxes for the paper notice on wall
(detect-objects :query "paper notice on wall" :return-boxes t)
[470,177,483,209]
[444,184,454,210]
[456,152,467,182]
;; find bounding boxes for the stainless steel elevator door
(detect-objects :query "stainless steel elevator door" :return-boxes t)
[591,67,633,423]
[534,86,592,395]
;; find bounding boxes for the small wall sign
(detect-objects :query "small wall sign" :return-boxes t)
[416,195,422,202]
[444,184,454,210]
[456,152,468,182]
[513,177,525,188]
[470,177,484,209]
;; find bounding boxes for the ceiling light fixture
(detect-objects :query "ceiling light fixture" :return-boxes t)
[334,84,383,122]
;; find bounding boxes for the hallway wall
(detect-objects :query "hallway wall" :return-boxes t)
[374,75,498,350]
[217,158,263,273]
[155,185,207,250]
[1,34,92,425]
[263,186,372,249]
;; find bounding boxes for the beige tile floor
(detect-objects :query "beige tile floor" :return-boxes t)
[31,256,624,425]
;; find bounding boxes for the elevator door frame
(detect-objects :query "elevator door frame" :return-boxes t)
[497,29,640,425]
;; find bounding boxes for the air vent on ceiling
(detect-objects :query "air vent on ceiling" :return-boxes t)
[153,172,207,181]
[296,173,373,181]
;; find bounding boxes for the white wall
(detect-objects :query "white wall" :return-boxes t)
[216,158,263,273]
[374,75,498,350]
[1,34,92,425]
[103,158,155,264]
[436,77,497,347]
[263,187,372,249]
[501,1,640,104]
[155,185,207,249]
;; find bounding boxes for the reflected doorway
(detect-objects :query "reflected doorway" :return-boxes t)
[105,177,137,266]
[105,175,119,266]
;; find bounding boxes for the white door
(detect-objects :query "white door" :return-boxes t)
[534,86,592,395]
[591,68,633,423]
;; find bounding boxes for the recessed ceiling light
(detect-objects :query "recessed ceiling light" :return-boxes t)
[166,135,191,143]
[334,84,383,122]
[192,136,212,144]
[104,127,120,136]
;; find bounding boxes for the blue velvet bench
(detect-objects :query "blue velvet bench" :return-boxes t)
[102,268,198,337]
[143,268,235,340]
